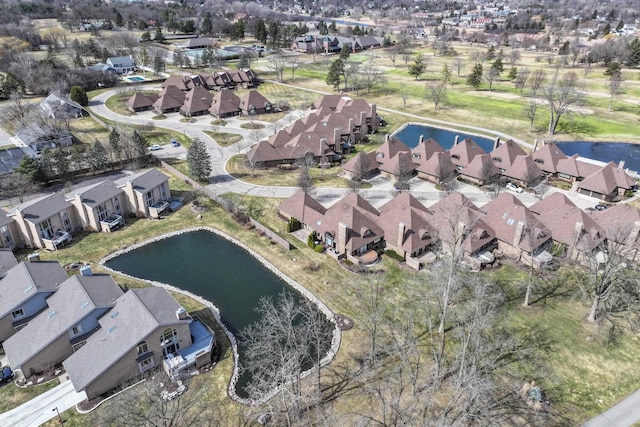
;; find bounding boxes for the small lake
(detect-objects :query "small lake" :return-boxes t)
[105,229,332,397]
[394,124,496,152]
[556,142,640,173]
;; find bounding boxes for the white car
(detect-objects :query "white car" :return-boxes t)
[148,144,161,151]
[506,182,523,193]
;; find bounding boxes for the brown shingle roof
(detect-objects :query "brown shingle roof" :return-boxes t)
[502,155,543,185]
[593,203,640,242]
[152,85,185,112]
[209,90,240,116]
[343,151,379,177]
[449,138,486,168]
[378,193,435,254]
[277,190,326,226]
[490,139,527,170]
[126,92,156,110]
[181,86,213,115]
[460,153,498,183]
[531,142,567,174]
[577,161,635,196]
[239,90,270,112]
[410,138,445,164]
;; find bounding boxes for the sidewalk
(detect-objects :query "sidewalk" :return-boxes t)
[582,389,640,427]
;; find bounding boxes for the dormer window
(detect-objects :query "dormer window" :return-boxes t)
[451,154,460,159]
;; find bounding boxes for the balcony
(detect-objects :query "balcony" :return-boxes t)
[100,214,124,232]
[162,318,215,378]
[43,229,72,251]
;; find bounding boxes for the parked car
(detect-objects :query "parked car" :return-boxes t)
[148,144,161,151]
[171,139,180,147]
[595,204,608,211]
[506,182,523,193]
[0,367,13,385]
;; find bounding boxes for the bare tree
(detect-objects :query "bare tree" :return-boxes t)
[0,172,34,205]
[297,154,315,194]
[360,55,385,94]
[288,56,301,80]
[385,46,398,67]
[541,70,586,135]
[607,73,624,112]
[524,99,540,133]
[514,68,530,95]
[528,69,546,97]
[426,81,447,110]
[508,49,521,67]
[399,84,409,108]
[484,66,500,91]
[453,57,465,76]
[267,53,287,82]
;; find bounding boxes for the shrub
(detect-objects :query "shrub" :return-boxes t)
[287,217,301,233]
[314,245,325,253]
[384,250,404,261]
[307,231,318,248]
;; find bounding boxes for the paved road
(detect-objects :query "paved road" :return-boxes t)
[0,380,86,427]
[582,389,640,427]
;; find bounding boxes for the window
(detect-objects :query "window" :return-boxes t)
[146,191,155,207]
[61,211,72,231]
[160,184,167,201]
[160,328,179,356]
[138,356,155,373]
[73,341,86,351]
[12,308,24,319]
[71,325,83,336]
[137,341,149,355]
[40,218,54,239]
[97,203,108,221]
[113,197,121,214]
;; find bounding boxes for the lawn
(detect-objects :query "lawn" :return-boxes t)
[203,131,243,147]
[68,117,110,145]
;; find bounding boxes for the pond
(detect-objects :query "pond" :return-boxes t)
[105,229,333,398]
[556,142,640,173]
[393,124,496,152]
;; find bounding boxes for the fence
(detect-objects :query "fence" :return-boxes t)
[159,160,291,251]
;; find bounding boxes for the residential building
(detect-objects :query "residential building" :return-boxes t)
[9,193,76,250]
[531,141,567,175]
[63,287,213,400]
[239,90,272,115]
[182,37,214,49]
[0,260,68,343]
[67,181,125,232]
[449,138,486,170]
[126,92,158,112]
[115,169,171,218]
[180,86,213,117]
[0,210,19,250]
[4,271,123,379]
[490,139,527,173]
[209,90,241,118]
[106,56,136,74]
[593,203,640,262]
[152,85,185,114]
[576,161,635,201]
[342,151,379,180]
[277,190,326,230]
[0,249,17,278]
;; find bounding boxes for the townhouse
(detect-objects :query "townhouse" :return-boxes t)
[3,169,171,250]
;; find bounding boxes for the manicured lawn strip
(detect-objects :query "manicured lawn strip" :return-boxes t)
[203,131,242,147]
[69,118,110,145]
[0,381,58,414]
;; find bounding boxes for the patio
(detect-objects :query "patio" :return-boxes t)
[163,318,215,378]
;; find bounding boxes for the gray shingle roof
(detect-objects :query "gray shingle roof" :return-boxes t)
[116,169,169,194]
[67,181,123,208]
[0,249,17,278]
[0,261,67,318]
[63,287,188,392]
[3,274,122,368]
[13,193,72,224]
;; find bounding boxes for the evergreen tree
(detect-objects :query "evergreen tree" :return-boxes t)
[201,12,212,36]
[69,86,88,107]
[506,66,518,81]
[89,140,108,172]
[408,54,426,80]
[485,45,496,61]
[15,156,45,183]
[108,128,122,161]
[627,38,640,67]
[467,63,483,88]
[339,44,351,60]
[490,58,503,75]
[604,61,622,79]
[254,18,267,44]
[132,130,148,157]
[187,138,212,182]
[441,64,452,83]
[326,59,344,90]
[115,10,123,27]
[155,27,165,42]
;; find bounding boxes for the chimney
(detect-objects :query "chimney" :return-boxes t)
[494,137,500,150]
[619,160,625,169]
[454,135,460,145]
[370,103,377,122]
[333,128,341,147]
[27,253,40,262]
[176,306,188,320]
[533,139,539,152]
[80,265,93,276]
[397,222,406,250]
[419,134,424,145]
[337,222,348,255]
[360,111,366,129]
[348,118,354,133]
[568,221,584,259]
[513,221,525,247]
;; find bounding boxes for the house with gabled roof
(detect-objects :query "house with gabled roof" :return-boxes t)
[490,139,527,173]
[106,56,135,74]
[531,142,567,175]
[180,86,213,117]
[415,151,457,184]
[430,192,497,263]
[67,180,125,232]
[502,155,543,187]
[162,75,194,91]
[115,169,171,218]
[4,270,123,379]
[593,203,640,262]
[378,193,436,267]
[531,193,605,261]
[556,154,600,182]
[313,95,345,110]
[411,137,445,165]
[230,69,260,88]
[343,151,379,180]
[458,153,499,185]
[209,90,241,118]
[126,92,158,113]
[0,260,68,343]
[63,287,212,400]
[374,137,410,168]
[577,161,635,201]
[182,37,214,49]
[379,151,416,181]
[482,193,552,263]
[277,190,327,229]
[8,193,76,250]
[449,137,485,170]
[152,85,185,114]
[239,90,272,115]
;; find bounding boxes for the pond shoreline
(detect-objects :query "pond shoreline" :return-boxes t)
[99,226,342,405]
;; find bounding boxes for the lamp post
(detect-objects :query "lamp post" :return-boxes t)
[52,407,64,424]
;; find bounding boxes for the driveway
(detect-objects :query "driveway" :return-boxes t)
[582,389,640,427]
[0,380,87,427]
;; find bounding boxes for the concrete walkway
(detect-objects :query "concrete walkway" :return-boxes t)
[582,389,640,427]
[0,380,87,427]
